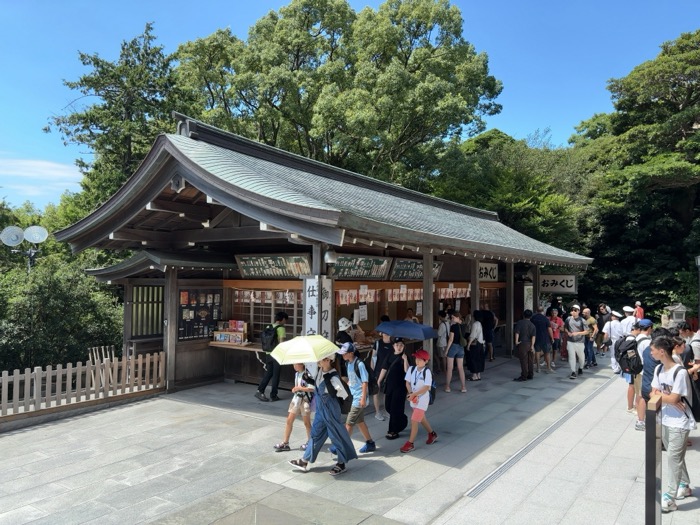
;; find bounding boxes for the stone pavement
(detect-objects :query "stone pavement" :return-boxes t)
[0,354,698,524]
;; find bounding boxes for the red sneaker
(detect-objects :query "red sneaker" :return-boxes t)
[426,431,438,445]
[400,441,415,453]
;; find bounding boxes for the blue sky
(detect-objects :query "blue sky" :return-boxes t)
[1,0,699,210]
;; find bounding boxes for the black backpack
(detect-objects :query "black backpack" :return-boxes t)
[323,370,353,414]
[260,324,279,352]
[409,365,436,405]
[615,336,643,375]
[654,364,700,421]
[354,354,378,396]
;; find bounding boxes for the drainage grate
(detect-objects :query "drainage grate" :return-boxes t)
[465,374,616,498]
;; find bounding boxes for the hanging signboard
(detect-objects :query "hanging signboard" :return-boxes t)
[478,262,499,282]
[303,276,332,337]
[390,259,443,281]
[329,254,392,280]
[540,274,577,294]
[235,254,311,279]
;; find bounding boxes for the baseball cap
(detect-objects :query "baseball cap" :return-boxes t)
[637,319,653,328]
[413,349,430,361]
[571,304,580,311]
[337,342,355,355]
[393,337,404,343]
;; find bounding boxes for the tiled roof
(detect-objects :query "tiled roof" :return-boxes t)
[165,130,591,266]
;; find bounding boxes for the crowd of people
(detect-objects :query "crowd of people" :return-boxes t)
[253,302,698,513]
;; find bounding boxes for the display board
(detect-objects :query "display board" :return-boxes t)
[389,258,443,281]
[178,288,222,340]
[329,254,392,280]
[235,254,311,279]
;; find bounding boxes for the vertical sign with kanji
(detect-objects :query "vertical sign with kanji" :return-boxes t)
[304,276,334,339]
[320,276,333,340]
[303,276,320,336]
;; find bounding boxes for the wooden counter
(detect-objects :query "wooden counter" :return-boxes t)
[209,341,296,389]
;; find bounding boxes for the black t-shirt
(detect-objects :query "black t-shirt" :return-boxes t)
[480,310,496,332]
[336,330,353,347]
[450,323,462,345]
[374,339,393,371]
[514,319,536,343]
[382,352,406,389]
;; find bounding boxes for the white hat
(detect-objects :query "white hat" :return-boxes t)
[338,317,352,331]
[635,301,641,306]
[622,306,634,313]
[571,304,580,311]
[337,342,355,355]
[611,310,623,318]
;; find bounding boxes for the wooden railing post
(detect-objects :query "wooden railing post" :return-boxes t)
[645,394,662,525]
[1,370,7,416]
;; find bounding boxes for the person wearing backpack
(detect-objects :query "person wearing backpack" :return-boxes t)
[400,349,438,453]
[337,342,377,454]
[289,352,357,476]
[615,323,643,417]
[631,319,653,431]
[444,311,467,393]
[650,336,697,512]
[255,311,288,402]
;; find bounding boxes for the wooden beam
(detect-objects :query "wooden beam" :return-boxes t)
[146,200,212,221]
[110,226,287,244]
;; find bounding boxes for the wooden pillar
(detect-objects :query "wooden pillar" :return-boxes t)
[469,259,479,317]
[422,253,434,357]
[123,282,133,357]
[532,265,541,309]
[506,262,514,358]
[163,267,178,392]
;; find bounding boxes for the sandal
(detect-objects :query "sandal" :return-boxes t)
[274,442,291,452]
[444,388,451,393]
[329,463,346,476]
[461,388,467,393]
[386,432,400,440]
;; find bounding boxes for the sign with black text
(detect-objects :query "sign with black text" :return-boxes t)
[540,274,577,294]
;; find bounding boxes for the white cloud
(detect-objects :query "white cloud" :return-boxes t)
[0,158,82,207]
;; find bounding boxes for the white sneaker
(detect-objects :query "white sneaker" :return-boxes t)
[627,408,636,415]
[677,482,692,500]
[382,410,390,419]
[374,412,386,421]
[662,493,677,512]
[550,362,556,369]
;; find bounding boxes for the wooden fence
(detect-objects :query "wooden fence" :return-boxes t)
[0,351,165,421]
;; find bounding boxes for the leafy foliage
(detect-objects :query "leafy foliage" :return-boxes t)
[0,256,122,371]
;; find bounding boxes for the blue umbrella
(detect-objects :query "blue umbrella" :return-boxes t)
[375,320,437,341]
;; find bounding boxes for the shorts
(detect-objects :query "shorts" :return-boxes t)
[484,330,494,344]
[436,345,447,358]
[288,396,312,416]
[642,391,650,402]
[346,405,366,426]
[447,343,465,359]
[534,342,551,354]
[552,338,561,351]
[411,407,426,422]
[623,374,642,396]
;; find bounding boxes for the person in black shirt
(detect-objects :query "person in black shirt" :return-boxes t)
[376,337,409,440]
[513,310,536,382]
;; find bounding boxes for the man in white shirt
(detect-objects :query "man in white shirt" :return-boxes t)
[620,305,637,336]
[603,311,624,373]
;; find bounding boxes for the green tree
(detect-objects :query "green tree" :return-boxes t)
[174,0,501,188]
[45,23,187,213]
[0,255,122,371]
[432,129,581,250]
[572,30,700,312]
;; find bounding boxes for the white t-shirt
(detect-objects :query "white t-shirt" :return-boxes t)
[603,320,623,345]
[636,334,651,364]
[620,316,637,336]
[405,366,432,411]
[469,320,484,345]
[651,364,696,430]
[437,320,450,348]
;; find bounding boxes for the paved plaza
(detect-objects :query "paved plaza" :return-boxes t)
[1,355,699,524]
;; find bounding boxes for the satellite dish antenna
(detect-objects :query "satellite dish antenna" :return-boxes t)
[0,226,24,247]
[24,226,49,244]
